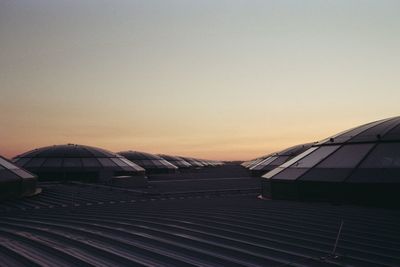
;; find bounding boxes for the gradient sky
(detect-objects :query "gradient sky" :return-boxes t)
[1,0,399,160]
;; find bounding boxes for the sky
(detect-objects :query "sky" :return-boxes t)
[1,0,399,160]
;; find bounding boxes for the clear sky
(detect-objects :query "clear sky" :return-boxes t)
[1,0,399,160]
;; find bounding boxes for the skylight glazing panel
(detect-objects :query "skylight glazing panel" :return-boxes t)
[317,144,374,168]
[360,143,400,168]
[43,158,63,167]
[350,118,400,142]
[81,158,101,167]
[25,158,46,167]
[270,168,310,181]
[0,158,18,170]
[292,145,340,168]
[13,158,31,166]
[63,158,83,168]
[98,158,117,167]
[11,169,34,179]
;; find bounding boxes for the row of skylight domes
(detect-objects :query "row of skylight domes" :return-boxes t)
[0,145,224,200]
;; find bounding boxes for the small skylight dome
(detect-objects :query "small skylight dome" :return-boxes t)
[117,151,178,174]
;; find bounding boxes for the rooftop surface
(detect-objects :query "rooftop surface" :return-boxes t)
[0,164,399,267]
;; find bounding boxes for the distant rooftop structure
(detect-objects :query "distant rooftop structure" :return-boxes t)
[180,157,205,167]
[117,151,178,174]
[262,116,400,205]
[13,144,146,184]
[0,155,39,200]
[158,154,192,168]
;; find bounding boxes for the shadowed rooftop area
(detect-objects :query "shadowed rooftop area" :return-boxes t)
[0,164,399,266]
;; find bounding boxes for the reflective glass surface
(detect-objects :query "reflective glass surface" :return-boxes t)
[81,158,101,167]
[43,158,63,167]
[63,158,83,168]
[0,158,18,170]
[26,158,46,167]
[98,158,117,167]
[292,146,340,168]
[360,143,400,168]
[317,144,373,168]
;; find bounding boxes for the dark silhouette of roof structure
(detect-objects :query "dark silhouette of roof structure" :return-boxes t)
[249,142,315,176]
[262,116,400,205]
[158,154,192,168]
[13,144,145,182]
[0,156,39,200]
[117,151,178,174]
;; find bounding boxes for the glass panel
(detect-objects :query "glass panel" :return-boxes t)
[280,147,319,168]
[317,144,374,168]
[269,156,289,166]
[152,160,163,167]
[63,158,82,168]
[262,147,318,179]
[10,169,34,179]
[0,158,18,170]
[360,143,400,168]
[263,166,286,179]
[81,158,101,167]
[292,146,340,168]
[383,123,400,141]
[13,158,31,166]
[252,156,276,169]
[25,158,46,167]
[43,158,63,167]
[318,119,387,145]
[119,157,140,168]
[98,158,116,167]
[299,168,353,182]
[350,118,400,142]
[271,168,310,181]
[111,158,128,167]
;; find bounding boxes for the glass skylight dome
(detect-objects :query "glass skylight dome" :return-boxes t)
[249,142,315,176]
[180,157,205,167]
[118,151,178,174]
[262,116,400,205]
[158,154,192,168]
[13,144,145,182]
[0,156,39,200]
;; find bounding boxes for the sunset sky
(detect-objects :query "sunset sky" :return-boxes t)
[1,0,399,160]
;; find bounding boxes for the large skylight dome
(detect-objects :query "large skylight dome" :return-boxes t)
[262,116,400,205]
[0,156,39,200]
[13,144,145,182]
[117,151,178,174]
